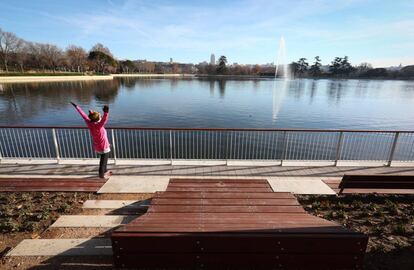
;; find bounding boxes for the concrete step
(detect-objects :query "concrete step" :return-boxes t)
[7,238,112,256]
[267,177,337,195]
[82,200,150,209]
[97,176,170,193]
[51,215,137,228]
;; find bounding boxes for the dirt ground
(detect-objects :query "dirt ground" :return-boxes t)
[0,192,152,269]
[1,192,413,269]
[298,194,414,270]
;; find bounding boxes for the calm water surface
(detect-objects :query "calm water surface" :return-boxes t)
[1,77,414,130]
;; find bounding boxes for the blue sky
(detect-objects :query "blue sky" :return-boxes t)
[0,0,413,67]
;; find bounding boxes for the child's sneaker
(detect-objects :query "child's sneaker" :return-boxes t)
[103,170,113,179]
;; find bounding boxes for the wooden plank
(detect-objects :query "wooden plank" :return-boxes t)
[167,182,271,188]
[166,187,272,192]
[340,181,414,189]
[112,233,367,253]
[342,174,414,181]
[155,191,294,199]
[115,225,351,233]
[169,178,269,183]
[131,217,330,224]
[141,212,317,219]
[0,177,105,192]
[340,188,414,194]
[323,179,414,194]
[0,177,105,182]
[113,253,364,269]
[113,232,366,238]
[0,186,101,192]
[0,181,103,187]
[151,198,300,206]
[147,205,306,213]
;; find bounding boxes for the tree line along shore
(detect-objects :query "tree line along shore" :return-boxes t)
[1,27,413,80]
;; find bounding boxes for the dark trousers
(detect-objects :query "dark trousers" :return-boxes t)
[99,152,109,178]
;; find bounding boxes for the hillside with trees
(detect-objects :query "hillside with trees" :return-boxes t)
[0,28,194,75]
[289,56,413,79]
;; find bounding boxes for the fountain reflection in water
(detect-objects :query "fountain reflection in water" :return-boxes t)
[272,36,290,120]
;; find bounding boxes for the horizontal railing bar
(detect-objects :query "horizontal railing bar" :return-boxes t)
[0,126,413,133]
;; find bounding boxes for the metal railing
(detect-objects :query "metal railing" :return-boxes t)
[1,126,414,165]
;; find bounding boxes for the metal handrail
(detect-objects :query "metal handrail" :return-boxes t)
[0,125,414,133]
[1,126,414,165]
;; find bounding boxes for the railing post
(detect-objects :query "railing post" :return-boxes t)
[334,131,344,166]
[226,131,231,166]
[0,129,3,163]
[387,132,400,167]
[169,129,173,164]
[52,128,60,164]
[111,129,117,165]
[281,131,288,166]
[0,138,2,164]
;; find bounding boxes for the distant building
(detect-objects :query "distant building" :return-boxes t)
[210,54,215,65]
[170,58,173,63]
[387,64,403,71]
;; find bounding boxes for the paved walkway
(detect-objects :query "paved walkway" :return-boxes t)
[1,163,414,177]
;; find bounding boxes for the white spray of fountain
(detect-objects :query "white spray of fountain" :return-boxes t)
[274,36,290,80]
[272,36,290,120]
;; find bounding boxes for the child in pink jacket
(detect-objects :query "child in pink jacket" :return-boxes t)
[71,102,112,179]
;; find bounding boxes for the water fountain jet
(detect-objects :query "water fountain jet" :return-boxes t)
[272,37,290,120]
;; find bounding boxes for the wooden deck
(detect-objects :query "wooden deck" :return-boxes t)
[323,178,414,194]
[0,177,106,192]
[112,178,368,269]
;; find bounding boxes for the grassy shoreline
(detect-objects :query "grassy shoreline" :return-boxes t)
[0,73,192,83]
[0,72,93,77]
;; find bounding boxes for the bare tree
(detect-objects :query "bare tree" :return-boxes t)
[39,43,63,72]
[252,64,261,75]
[15,40,31,72]
[66,45,87,72]
[26,42,43,70]
[0,28,23,72]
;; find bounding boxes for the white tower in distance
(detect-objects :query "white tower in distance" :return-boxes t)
[210,54,215,65]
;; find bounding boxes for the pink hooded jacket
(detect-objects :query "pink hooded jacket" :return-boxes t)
[75,106,110,153]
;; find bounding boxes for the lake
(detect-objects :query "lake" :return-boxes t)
[1,77,414,130]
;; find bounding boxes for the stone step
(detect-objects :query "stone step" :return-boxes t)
[51,215,137,228]
[97,176,170,193]
[7,238,112,256]
[82,200,150,209]
[267,177,336,195]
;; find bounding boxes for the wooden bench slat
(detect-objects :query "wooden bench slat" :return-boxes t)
[151,198,300,206]
[155,191,294,199]
[147,205,306,213]
[112,233,367,253]
[113,253,365,269]
[339,174,414,194]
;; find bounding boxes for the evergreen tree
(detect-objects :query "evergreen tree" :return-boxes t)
[310,56,322,76]
[216,55,227,74]
[297,58,309,75]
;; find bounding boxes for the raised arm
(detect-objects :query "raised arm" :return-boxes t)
[70,102,90,122]
[97,105,109,128]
